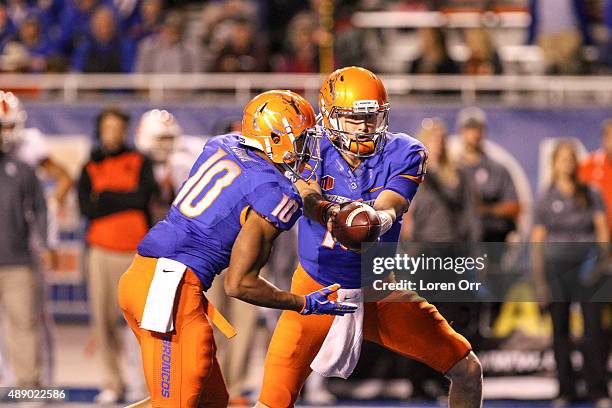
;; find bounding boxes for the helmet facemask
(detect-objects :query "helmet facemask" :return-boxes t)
[324,100,389,158]
[281,127,321,182]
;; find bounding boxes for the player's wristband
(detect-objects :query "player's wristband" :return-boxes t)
[376,211,393,236]
[315,200,335,226]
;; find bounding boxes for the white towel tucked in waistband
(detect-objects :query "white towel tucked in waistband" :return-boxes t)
[140,257,187,333]
[310,288,363,379]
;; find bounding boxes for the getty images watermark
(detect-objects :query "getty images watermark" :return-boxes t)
[370,253,487,293]
[361,242,612,303]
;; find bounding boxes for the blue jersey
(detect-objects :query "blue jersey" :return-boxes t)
[138,134,302,289]
[298,132,427,289]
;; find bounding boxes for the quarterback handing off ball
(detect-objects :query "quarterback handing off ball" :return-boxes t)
[332,202,382,251]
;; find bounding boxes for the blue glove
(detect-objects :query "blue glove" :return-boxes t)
[300,284,358,316]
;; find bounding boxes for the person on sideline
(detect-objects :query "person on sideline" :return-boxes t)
[77,106,157,404]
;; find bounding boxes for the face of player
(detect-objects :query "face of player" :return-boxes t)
[337,114,378,135]
[335,113,382,159]
[553,144,577,180]
[99,114,127,153]
[461,126,484,150]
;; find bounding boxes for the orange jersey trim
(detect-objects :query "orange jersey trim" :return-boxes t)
[399,174,424,184]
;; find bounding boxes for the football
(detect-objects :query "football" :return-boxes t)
[332,202,381,251]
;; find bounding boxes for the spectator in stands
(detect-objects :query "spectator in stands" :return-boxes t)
[527,0,591,75]
[410,27,459,74]
[0,42,30,72]
[37,0,66,29]
[127,0,164,44]
[212,16,268,72]
[462,28,503,75]
[77,106,156,404]
[579,119,612,232]
[5,0,30,28]
[12,14,56,72]
[456,107,520,242]
[200,0,258,49]
[71,5,131,72]
[531,140,610,408]
[0,4,17,52]
[113,0,140,31]
[273,11,318,73]
[0,101,47,390]
[57,0,104,56]
[334,2,373,69]
[135,11,202,73]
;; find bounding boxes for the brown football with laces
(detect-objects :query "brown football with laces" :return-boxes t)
[332,202,381,251]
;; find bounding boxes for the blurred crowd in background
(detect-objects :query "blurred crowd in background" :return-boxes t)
[1,0,612,75]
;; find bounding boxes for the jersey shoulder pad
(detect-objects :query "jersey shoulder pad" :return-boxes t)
[212,133,271,171]
[385,132,427,173]
[240,170,302,230]
[386,132,425,158]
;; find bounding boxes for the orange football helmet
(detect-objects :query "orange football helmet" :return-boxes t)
[319,66,389,157]
[241,90,320,181]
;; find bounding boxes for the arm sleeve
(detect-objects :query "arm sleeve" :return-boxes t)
[385,148,428,204]
[243,178,302,231]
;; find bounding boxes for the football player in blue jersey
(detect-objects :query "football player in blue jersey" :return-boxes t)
[118,90,357,408]
[258,68,483,408]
